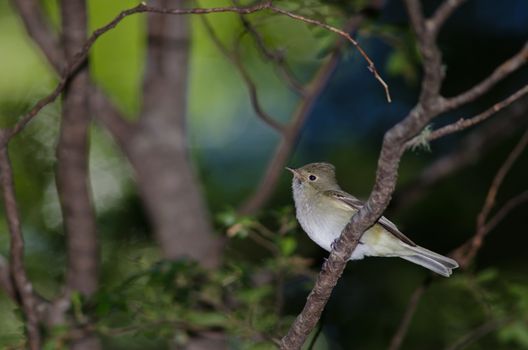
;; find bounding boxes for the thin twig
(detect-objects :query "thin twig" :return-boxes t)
[0,143,41,349]
[427,0,468,36]
[443,42,528,111]
[394,101,528,211]
[269,4,391,102]
[411,85,528,146]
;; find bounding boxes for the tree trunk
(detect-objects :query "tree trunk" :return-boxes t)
[57,0,100,348]
[124,0,223,267]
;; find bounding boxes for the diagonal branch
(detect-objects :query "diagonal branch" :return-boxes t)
[0,143,41,350]
[269,4,391,102]
[443,42,528,111]
[408,84,528,147]
[427,0,467,36]
[394,94,528,211]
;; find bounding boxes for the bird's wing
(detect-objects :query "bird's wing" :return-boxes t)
[324,189,417,247]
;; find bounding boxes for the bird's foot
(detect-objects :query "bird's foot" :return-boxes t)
[330,238,339,250]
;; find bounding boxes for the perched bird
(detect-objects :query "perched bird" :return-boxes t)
[287,162,458,277]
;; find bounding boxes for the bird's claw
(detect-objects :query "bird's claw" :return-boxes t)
[330,238,339,250]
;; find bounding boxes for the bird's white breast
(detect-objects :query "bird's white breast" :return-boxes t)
[292,183,377,260]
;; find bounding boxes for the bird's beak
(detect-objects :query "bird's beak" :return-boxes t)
[285,167,299,177]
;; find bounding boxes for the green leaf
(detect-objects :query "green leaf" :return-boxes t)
[279,236,297,256]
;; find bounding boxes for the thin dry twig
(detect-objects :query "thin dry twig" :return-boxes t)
[394,100,528,211]
[410,85,528,146]
[443,42,528,111]
[268,4,391,103]
[0,143,41,349]
[427,0,468,36]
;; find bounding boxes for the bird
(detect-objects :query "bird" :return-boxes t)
[287,162,458,277]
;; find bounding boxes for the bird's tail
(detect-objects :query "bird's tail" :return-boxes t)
[400,245,459,277]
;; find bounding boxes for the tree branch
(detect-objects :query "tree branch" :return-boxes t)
[268,4,391,102]
[427,0,467,36]
[0,143,41,350]
[408,84,528,147]
[56,0,99,300]
[393,97,528,211]
[443,42,528,111]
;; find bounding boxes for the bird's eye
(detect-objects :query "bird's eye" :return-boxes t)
[309,175,317,181]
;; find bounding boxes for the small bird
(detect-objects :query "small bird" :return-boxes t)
[287,162,458,277]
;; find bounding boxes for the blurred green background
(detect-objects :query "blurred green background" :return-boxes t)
[0,0,527,349]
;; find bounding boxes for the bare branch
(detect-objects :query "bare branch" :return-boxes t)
[269,4,391,102]
[428,0,467,36]
[10,0,65,71]
[199,16,287,132]
[408,84,528,147]
[443,42,528,111]
[0,144,41,349]
[394,99,528,211]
